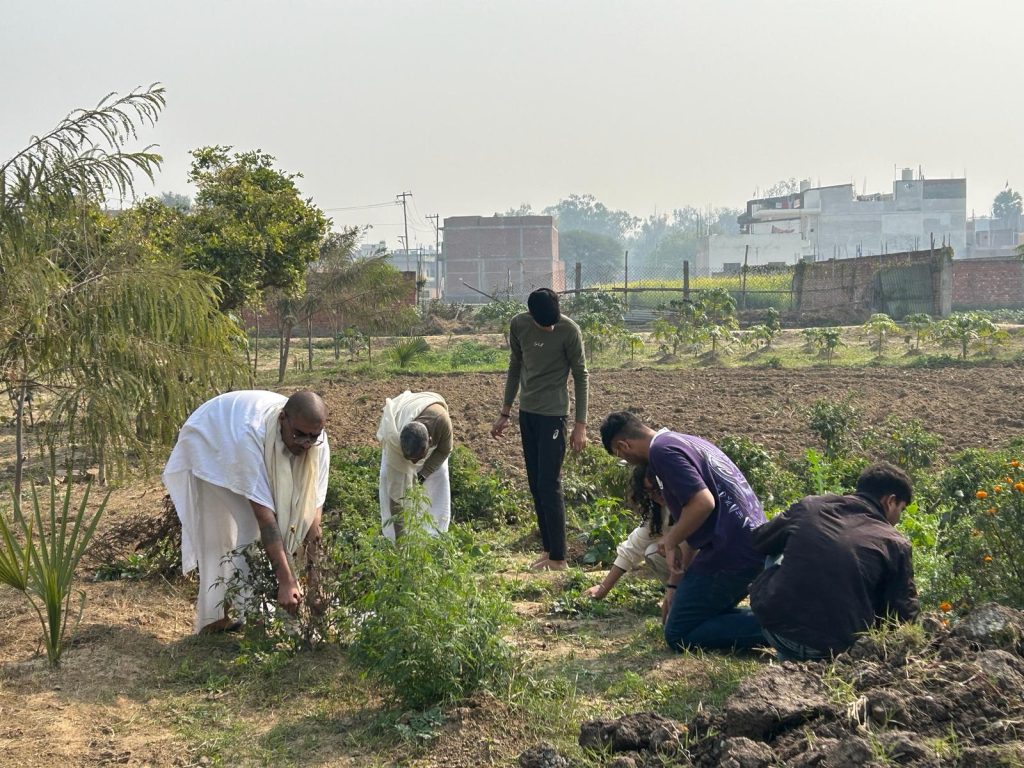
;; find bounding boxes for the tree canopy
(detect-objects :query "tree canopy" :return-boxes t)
[993,187,1022,220]
[185,146,330,312]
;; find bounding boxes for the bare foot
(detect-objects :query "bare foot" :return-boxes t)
[530,552,550,568]
[533,559,567,571]
[199,617,243,635]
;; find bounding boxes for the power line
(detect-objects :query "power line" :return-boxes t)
[322,200,400,212]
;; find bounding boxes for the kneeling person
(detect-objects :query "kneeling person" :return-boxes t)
[377,390,453,540]
[749,461,919,660]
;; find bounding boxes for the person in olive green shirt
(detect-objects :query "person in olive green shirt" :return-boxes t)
[377,391,454,541]
[491,288,588,571]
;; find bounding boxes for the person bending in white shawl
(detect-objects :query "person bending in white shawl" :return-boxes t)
[163,390,330,634]
[377,390,453,540]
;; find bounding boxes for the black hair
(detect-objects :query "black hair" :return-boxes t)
[628,463,663,536]
[527,288,560,327]
[856,461,913,505]
[599,410,646,455]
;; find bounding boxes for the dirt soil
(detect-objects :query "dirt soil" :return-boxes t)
[317,362,1024,467]
[562,603,1024,767]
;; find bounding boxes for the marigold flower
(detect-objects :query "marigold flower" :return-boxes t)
[986,507,997,516]
[976,490,988,499]
[939,601,952,612]
[1011,460,1020,468]
[983,555,993,563]
[1015,482,1024,493]
[941,618,950,628]
[994,485,1003,493]
[1005,477,1014,484]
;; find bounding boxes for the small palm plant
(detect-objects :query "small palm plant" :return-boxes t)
[388,336,430,368]
[0,477,108,667]
[902,313,932,353]
[814,327,845,365]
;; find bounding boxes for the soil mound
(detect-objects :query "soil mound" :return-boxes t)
[521,604,1024,767]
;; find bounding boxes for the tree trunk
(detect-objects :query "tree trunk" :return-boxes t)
[307,314,314,371]
[14,379,26,501]
[253,312,260,379]
[278,321,293,383]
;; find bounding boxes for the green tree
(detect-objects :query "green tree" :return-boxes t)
[564,291,626,361]
[692,288,739,358]
[862,312,900,356]
[544,193,638,241]
[185,146,329,312]
[902,313,933,352]
[993,187,1023,220]
[935,312,990,360]
[0,86,244,493]
[558,229,624,279]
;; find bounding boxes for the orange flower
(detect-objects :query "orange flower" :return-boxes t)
[983,555,993,563]
[1005,477,1014,484]
[986,507,997,516]
[1015,482,1024,493]
[1010,460,1020,468]
[939,601,952,612]
[994,485,1003,493]
[941,618,950,628]
[976,490,988,499]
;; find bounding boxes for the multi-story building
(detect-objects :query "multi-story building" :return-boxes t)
[442,215,563,302]
[707,171,967,275]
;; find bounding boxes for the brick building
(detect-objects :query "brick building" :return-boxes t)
[442,215,564,302]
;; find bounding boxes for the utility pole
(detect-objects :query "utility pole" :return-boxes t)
[396,191,415,304]
[426,213,441,300]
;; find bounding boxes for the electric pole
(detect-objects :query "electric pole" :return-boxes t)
[426,213,440,299]
[396,191,415,304]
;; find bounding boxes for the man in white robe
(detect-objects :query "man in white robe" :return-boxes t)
[163,389,330,633]
[377,390,452,541]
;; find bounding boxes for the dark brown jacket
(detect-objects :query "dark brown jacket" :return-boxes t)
[748,493,918,653]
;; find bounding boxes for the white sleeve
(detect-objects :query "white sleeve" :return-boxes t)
[315,434,331,508]
[613,523,657,572]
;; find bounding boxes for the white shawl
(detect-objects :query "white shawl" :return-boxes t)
[262,406,322,559]
[376,390,446,507]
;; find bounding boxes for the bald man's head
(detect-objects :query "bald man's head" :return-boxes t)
[284,390,327,422]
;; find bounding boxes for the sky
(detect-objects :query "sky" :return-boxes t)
[2,0,1021,250]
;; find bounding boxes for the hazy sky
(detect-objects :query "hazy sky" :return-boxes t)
[3,0,1020,249]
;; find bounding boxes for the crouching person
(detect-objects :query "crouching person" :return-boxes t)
[377,390,453,540]
[585,463,673,599]
[749,461,919,661]
[600,411,767,651]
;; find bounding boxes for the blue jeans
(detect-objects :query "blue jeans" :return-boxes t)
[665,567,765,651]
[762,628,828,662]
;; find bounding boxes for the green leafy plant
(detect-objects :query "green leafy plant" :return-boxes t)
[449,340,504,369]
[578,497,635,566]
[933,312,1005,360]
[387,336,430,368]
[901,313,933,352]
[869,416,942,475]
[347,495,518,710]
[718,435,799,511]
[808,397,860,458]
[861,313,900,356]
[0,478,108,667]
[449,446,527,528]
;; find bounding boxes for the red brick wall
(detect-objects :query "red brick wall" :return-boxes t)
[952,258,1024,309]
[795,249,947,318]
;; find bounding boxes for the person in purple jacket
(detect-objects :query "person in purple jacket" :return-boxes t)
[600,411,767,651]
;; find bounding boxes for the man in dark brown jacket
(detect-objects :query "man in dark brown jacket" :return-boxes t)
[748,462,919,660]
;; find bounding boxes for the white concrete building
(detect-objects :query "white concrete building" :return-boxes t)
[706,171,967,274]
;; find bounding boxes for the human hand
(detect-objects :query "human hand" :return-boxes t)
[584,584,607,600]
[277,576,301,616]
[490,414,510,438]
[570,422,587,453]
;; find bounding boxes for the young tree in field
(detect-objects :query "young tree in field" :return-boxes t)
[474,295,527,348]
[564,291,626,362]
[934,312,1000,360]
[693,287,739,358]
[0,85,243,666]
[0,85,244,493]
[813,327,845,365]
[993,187,1023,220]
[902,313,933,352]
[862,313,900,356]
[184,146,329,313]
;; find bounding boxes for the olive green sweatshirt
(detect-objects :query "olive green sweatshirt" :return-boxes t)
[502,312,589,423]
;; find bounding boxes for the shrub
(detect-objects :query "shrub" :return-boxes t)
[449,340,504,369]
[448,446,527,528]
[388,336,430,368]
[808,397,860,458]
[718,435,800,511]
[347,497,518,710]
[324,445,382,531]
[562,446,631,507]
[867,416,942,475]
[576,497,636,566]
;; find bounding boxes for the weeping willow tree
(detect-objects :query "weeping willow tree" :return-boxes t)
[0,85,246,494]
